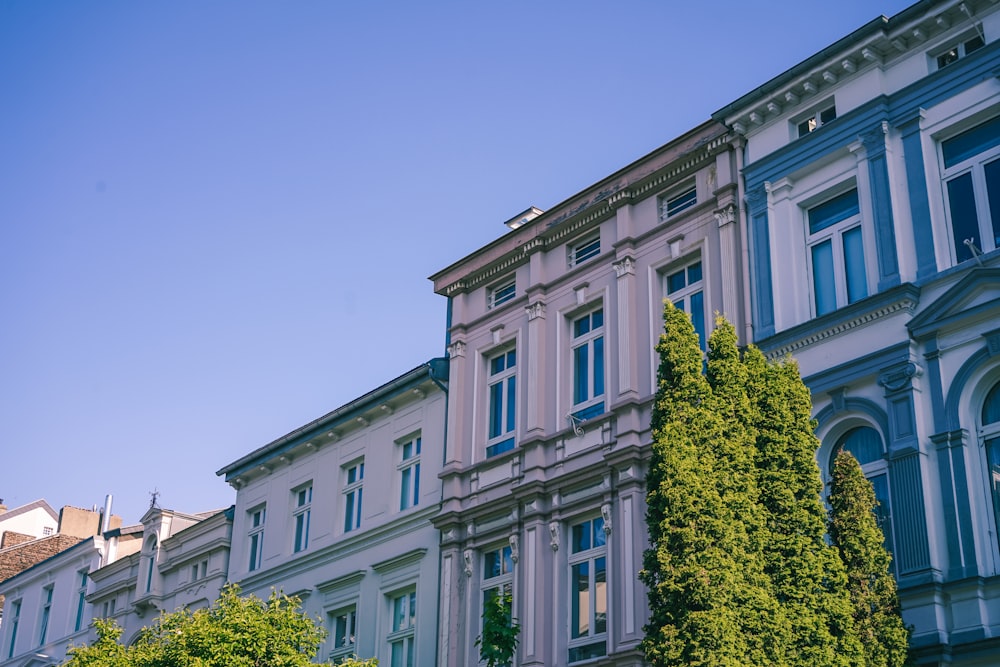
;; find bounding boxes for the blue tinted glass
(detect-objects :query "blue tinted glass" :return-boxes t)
[947,173,980,262]
[507,350,516,367]
[666,269,686,294]
[811,240,836,315]
[988,436,1000,548]
[869,473,894,556]
[687,261,702,284]
[983,382,1000,425]
[943,116,1000,168]
[574,316,590,337]
[985,158,1000,247]
[842,226,868,304]
[490,355,504,375]
[506,376,516,433]
[593,337,604,398]
[572,522,589,553]
[485,551,501,578]
[574,345,589,404]
[689,291,705,349]
[489,382,503,438]
[592,309,603,329]
[837,426,883,466]
[593,517,605,547]
[809,189,860,234]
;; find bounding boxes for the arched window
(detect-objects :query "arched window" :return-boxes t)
[831,426,894,559]
[144,536,158,594]
[982,382,1000,546]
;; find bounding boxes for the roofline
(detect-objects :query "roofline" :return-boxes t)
[0,499,58,524]
[0,536,97,590]
[711,0,938,122]
[216,359,447,479]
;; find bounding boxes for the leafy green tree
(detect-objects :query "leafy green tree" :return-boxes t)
[747,352,864,667]
[640,303,784,666]
[62,584,378,667]
[475,590,519,667]
[829,449,910,667]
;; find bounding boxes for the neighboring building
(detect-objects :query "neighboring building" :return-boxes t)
[711,0,1000,664]
[217,359,448,666]
[430,121,743,666]
[0,501,58,548]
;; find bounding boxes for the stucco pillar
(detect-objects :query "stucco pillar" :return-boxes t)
[745,184,774,339]
[613,256,638,399]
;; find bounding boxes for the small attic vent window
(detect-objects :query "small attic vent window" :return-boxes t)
[489,280,516,309]
[797,105,837,137]
[936,34,985,69]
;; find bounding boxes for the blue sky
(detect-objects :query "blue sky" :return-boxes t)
[0,0,915,523]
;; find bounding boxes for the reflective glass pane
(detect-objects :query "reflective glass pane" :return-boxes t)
[489,382,503,438]
[666,269,686,294]
[594,557,607,634]
[506,376,516,433]
[812,240,836,315]
[572,523,590,553]
[842,226,868,304]
[943,115,1000,168]
[690,291,705,348]
[983,382,1000,425]
[988,437,1000,548]
[809,189,860,234]
[574,316,590,338]
[593,337,604,398]
[571,562,589,638]
[985,158,1000,247]
[593,517,606,547]
[947,173,980,262]
[687,261,702,284]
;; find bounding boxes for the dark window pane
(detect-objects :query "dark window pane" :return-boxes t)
[489,381,503,438]
[572,523,589,553]
[574,345,589,404]
[819,106,837,124]
[842,226,868,304]
[687,261,702,284]
[591,309,603,329]
[836,426,883,466]
[506,376,516,433]
[984,158,1000,248]
[983,382,1000,425]
[593,337,604,398]
[690,291,705,349]
[943,116,1000,168]
[809,189,860,234]
[666,269,686,294]
[966,35,985,54]
[812,240,836,316]
[947,173,980,262]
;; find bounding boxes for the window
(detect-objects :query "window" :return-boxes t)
[399,436,422,511]
[661,184,697,219]
[807,188,867,316]
[191,559,208,582]
[102,598,117,618]
[293,484,313,553]
[982,382,1000,553]
[42,527,53,536]
[7,599,20,658]
[936,34,985,69]
[481,544,514,666]
[248,506,266,572]
[74,570,88,632]
[144,536,158,594]
[665,258,706,349]
[328,606,357,662]
[487,348,517,457]
[388,591,417,667]
[797,104,837,137]
[569,234,601,267]
[344,461,365,532]
[942,115,1000,262]
[571,308,605,420]
[38,585,53,646]
[489,280,516,309]
[568,516,607,662]
[832,426,894,559]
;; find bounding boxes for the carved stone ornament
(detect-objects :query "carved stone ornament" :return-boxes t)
[859,121,889,155]
[877,362,922,393]
[601,503,613,535]
[549,521,560,551]
[463,549,473,577]
[613,256,636,278]
[526,301,546,321]
[509,534,520,563]
[448,340,466,358]
[714,203,737,228]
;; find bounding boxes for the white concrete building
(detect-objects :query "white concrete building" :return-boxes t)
[0,502,58,546]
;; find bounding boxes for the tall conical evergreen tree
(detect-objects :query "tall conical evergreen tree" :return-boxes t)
[747,351,864,667]
[641,304,783,666]
[829,449,910,667]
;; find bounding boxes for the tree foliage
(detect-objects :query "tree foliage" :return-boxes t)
[62,584,378,667]
[829,449,910,667]
[474,590,519,667]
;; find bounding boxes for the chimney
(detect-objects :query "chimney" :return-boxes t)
[0,498,7,515]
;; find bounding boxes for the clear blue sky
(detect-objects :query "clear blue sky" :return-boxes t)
[1,0,915,524]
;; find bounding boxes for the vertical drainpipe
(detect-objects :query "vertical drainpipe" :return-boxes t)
[734,133,755,343]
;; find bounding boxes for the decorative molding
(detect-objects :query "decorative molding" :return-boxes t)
[878,362,923,392]
[355,416,369,427]
[379,404,394,416]
[829,387,847,413]
[985,329,1000,357]
[491,325,505,346]
[859,121,889,155]
[463,549,473,577]
[411,388,426,399]
[549,521,560,551]
[526,301,546,321]
[601,503,613,535]
[745,185,768,216]
[447,340,466,359]
[613,256,636,278]
[509,534,520,563]
[714,203,737,228]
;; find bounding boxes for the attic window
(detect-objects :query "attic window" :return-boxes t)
[489,280,516,309]
[661,184,697,220]
[569,234,601,267]
[936,34,985,69]
[797,105,837,137]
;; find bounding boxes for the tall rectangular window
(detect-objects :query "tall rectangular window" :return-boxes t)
[568,517,607,662]
[942,115,1000,262]
[328,606,357,662]
[571,308,605,421]
[248,506,266,572]
[807,188,867,316]
[74,570,88,632]
[293,484,312,553]
[344,461,365,532]
[7,599,21,659]
[399,436,422,511]
[665,258,706,349]
[38,585,53,646]
[487,348,517,458]
[388,591,417,667]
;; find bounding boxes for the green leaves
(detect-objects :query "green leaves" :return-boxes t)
[475,590,519,667]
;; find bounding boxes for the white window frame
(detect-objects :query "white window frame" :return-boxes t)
[481,543,514,639]
[293,483,313,553]
[7,598,21,659]
[567,516,608,663]
[660,182,697,220]
[486,347,517,458]
[805,186,869,317]
[387,589,417,667]
[932,31,986,70]
[794,101,837,138]
[569,234,601,267]
[344,460,365,533]
[488,279,516,309]
[663,256,706,350]
[570,306,605,420]
[74,570,88,632]
[398,435,422,511]
[328,605,358,662]
[940,115,1000,263]
[248,505,266,572]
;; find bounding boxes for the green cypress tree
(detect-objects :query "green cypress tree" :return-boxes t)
[829,449,910,667]
[747,351,864,667]
[641,304,781,666]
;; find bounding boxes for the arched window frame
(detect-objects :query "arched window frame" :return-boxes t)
[979,379,1000,562]
[143,535,159,595]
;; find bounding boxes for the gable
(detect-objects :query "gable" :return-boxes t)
[907,268,1000,339]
